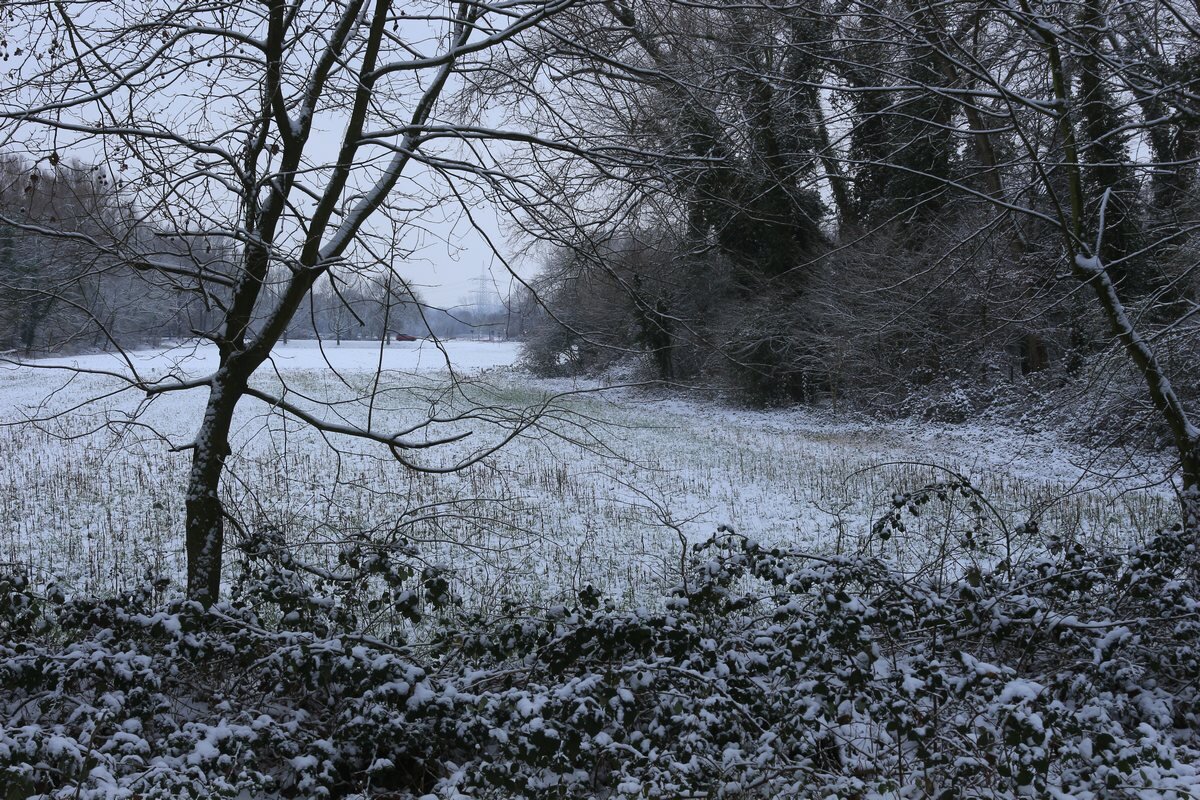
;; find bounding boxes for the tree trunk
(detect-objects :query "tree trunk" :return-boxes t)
[184,370,242,603]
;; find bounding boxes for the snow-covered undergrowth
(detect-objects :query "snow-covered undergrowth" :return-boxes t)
[0,342,1176,609]
[3,521,1199,798]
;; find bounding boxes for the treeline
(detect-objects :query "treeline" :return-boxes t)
[283,279,436,345]
[284,282,535,344]
[0,157,525,355]
[0,156,186,354]
[513,0,1200,417]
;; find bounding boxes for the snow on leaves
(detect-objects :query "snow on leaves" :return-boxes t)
[3,515,1200,798]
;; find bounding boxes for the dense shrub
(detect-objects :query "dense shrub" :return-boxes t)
[3,499,1200,798]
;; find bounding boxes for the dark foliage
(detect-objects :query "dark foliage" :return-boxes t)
[4,492,1200,798]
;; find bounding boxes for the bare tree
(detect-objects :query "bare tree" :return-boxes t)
[0,0,586,602]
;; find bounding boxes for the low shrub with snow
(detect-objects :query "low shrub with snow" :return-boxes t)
[3,500,1199,798]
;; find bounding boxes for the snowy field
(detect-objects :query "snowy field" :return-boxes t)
[23,336,524,376]
[0,339,1178,606]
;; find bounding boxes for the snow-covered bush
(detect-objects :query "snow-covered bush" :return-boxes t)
[3,507,1200,798]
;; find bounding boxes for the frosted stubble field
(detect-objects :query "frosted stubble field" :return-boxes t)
[0,340,1177,605]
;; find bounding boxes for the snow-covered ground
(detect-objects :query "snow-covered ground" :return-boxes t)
[0,341,1177,606]
[25,337,523,377]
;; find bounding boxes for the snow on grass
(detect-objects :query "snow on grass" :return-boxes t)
[24,337,523,378]
[0,341,1178,607]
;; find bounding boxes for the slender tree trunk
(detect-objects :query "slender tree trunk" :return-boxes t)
[184,369,243,603]
[20,297,56,355]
